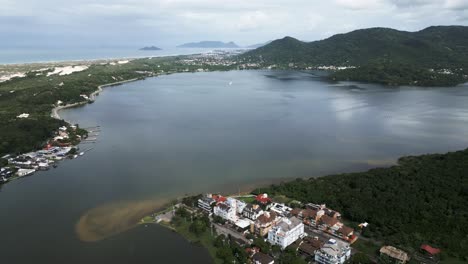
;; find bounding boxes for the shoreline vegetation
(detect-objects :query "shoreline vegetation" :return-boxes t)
[143,148,468,264]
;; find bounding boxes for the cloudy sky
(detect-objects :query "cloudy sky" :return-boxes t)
[1,0,468,48]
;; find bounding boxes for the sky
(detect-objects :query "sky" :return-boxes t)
[1,0,468,48]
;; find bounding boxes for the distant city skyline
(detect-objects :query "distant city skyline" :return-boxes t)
[1,0,468,48]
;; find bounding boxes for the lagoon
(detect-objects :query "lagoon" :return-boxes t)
[1,70,468,263]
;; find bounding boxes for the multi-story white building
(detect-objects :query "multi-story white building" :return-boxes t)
[198,195,216,213]
[267,217,304,249]
[213,197,240,222]
[315,239,351,264]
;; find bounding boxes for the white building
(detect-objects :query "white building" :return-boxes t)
[267,217,305,249]
[242,204,264,220]
[315,239,351,264]
[198,194,216,213]
[213,197,239,222]
[270,203,293,217]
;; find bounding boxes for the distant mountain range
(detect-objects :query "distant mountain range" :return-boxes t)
[139,46,162,51]
[246,41,273,49]
[177,41,239,48]
[240,26,468,86]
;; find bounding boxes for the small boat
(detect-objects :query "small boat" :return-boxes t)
[53,164,58,168]
[229,81,233,85]
[79,152,84,156]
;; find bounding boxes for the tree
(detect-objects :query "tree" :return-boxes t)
[350,253,372,264]
[216,246,235,264]
[214,235,226,248]
[175,207,191,219]
[279,247,306,264]
[253,238,271,253]
[189,219,207,235]
[67,147,77,155]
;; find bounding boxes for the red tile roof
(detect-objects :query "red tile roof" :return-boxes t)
[320,214,339,227]
[256,194,272,204]
[212,195,227,203]
[420,244,441,255]
[338,226,354,236]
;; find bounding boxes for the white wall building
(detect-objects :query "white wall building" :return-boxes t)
[214,197,239,222]
[315,239,351,264]
[267,217,304,249]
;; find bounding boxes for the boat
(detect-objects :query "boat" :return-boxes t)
[79,152,84,156]
[53,164,58,168]
[229,81,233,85]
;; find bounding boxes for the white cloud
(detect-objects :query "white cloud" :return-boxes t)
[0,0,467,47]
[334,0,391,10]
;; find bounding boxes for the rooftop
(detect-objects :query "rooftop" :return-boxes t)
[380,246,410,262]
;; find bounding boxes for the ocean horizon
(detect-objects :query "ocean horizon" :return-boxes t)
[0,47,242,64]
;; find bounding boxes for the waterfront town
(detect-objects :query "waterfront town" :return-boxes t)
[143,192,442,264]
[0,123,93,184]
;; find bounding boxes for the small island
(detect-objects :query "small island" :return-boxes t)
[139,46,162,51]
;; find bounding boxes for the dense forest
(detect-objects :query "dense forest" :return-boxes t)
[331,62,467,87]
[254,149,468,261]
[239,26,468,86]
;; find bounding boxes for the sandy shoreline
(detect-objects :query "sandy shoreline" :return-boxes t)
[51,78,140,120]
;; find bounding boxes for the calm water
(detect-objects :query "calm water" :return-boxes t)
[1,70,468,263]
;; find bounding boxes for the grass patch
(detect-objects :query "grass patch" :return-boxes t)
[162,219,222,264]
[236,196,256,204]
[353,239,381,257]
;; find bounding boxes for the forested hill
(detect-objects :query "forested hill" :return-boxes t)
[239,26,468,86]
[254,148,468,261]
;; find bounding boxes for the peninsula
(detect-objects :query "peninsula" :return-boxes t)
[139,46,162,51]
[177,41,239,48]
[142,148,468,264]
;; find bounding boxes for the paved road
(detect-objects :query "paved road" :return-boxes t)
[213,223,251,244]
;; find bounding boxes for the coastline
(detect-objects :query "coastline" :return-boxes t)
[51,78,141,121]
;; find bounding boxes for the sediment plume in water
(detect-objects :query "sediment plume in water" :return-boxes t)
[76,199,167,242]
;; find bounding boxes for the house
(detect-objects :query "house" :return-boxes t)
[420,244,441,256]
[315,239,351,264]
[236,199,247,214]
[253,211,278,237]
[291,208,324,226]
[267,217,305,249]
[198,194,216,213]
[306,203,341,219]
[243,204,264,220]
[256,193,272,205]
[252,252,275,264]
[214,199,238,222]
[337,225,354,240]
[270,203,292,217]
[298,236,325,257]
[380,246,410,264]
[319,214,341,233]
[16,168,35,177]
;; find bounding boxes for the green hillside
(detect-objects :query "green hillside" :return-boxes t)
[240,26,468,86]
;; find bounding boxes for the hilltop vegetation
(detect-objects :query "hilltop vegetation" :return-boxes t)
[254,149,468,261]
[240,26,468,86]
